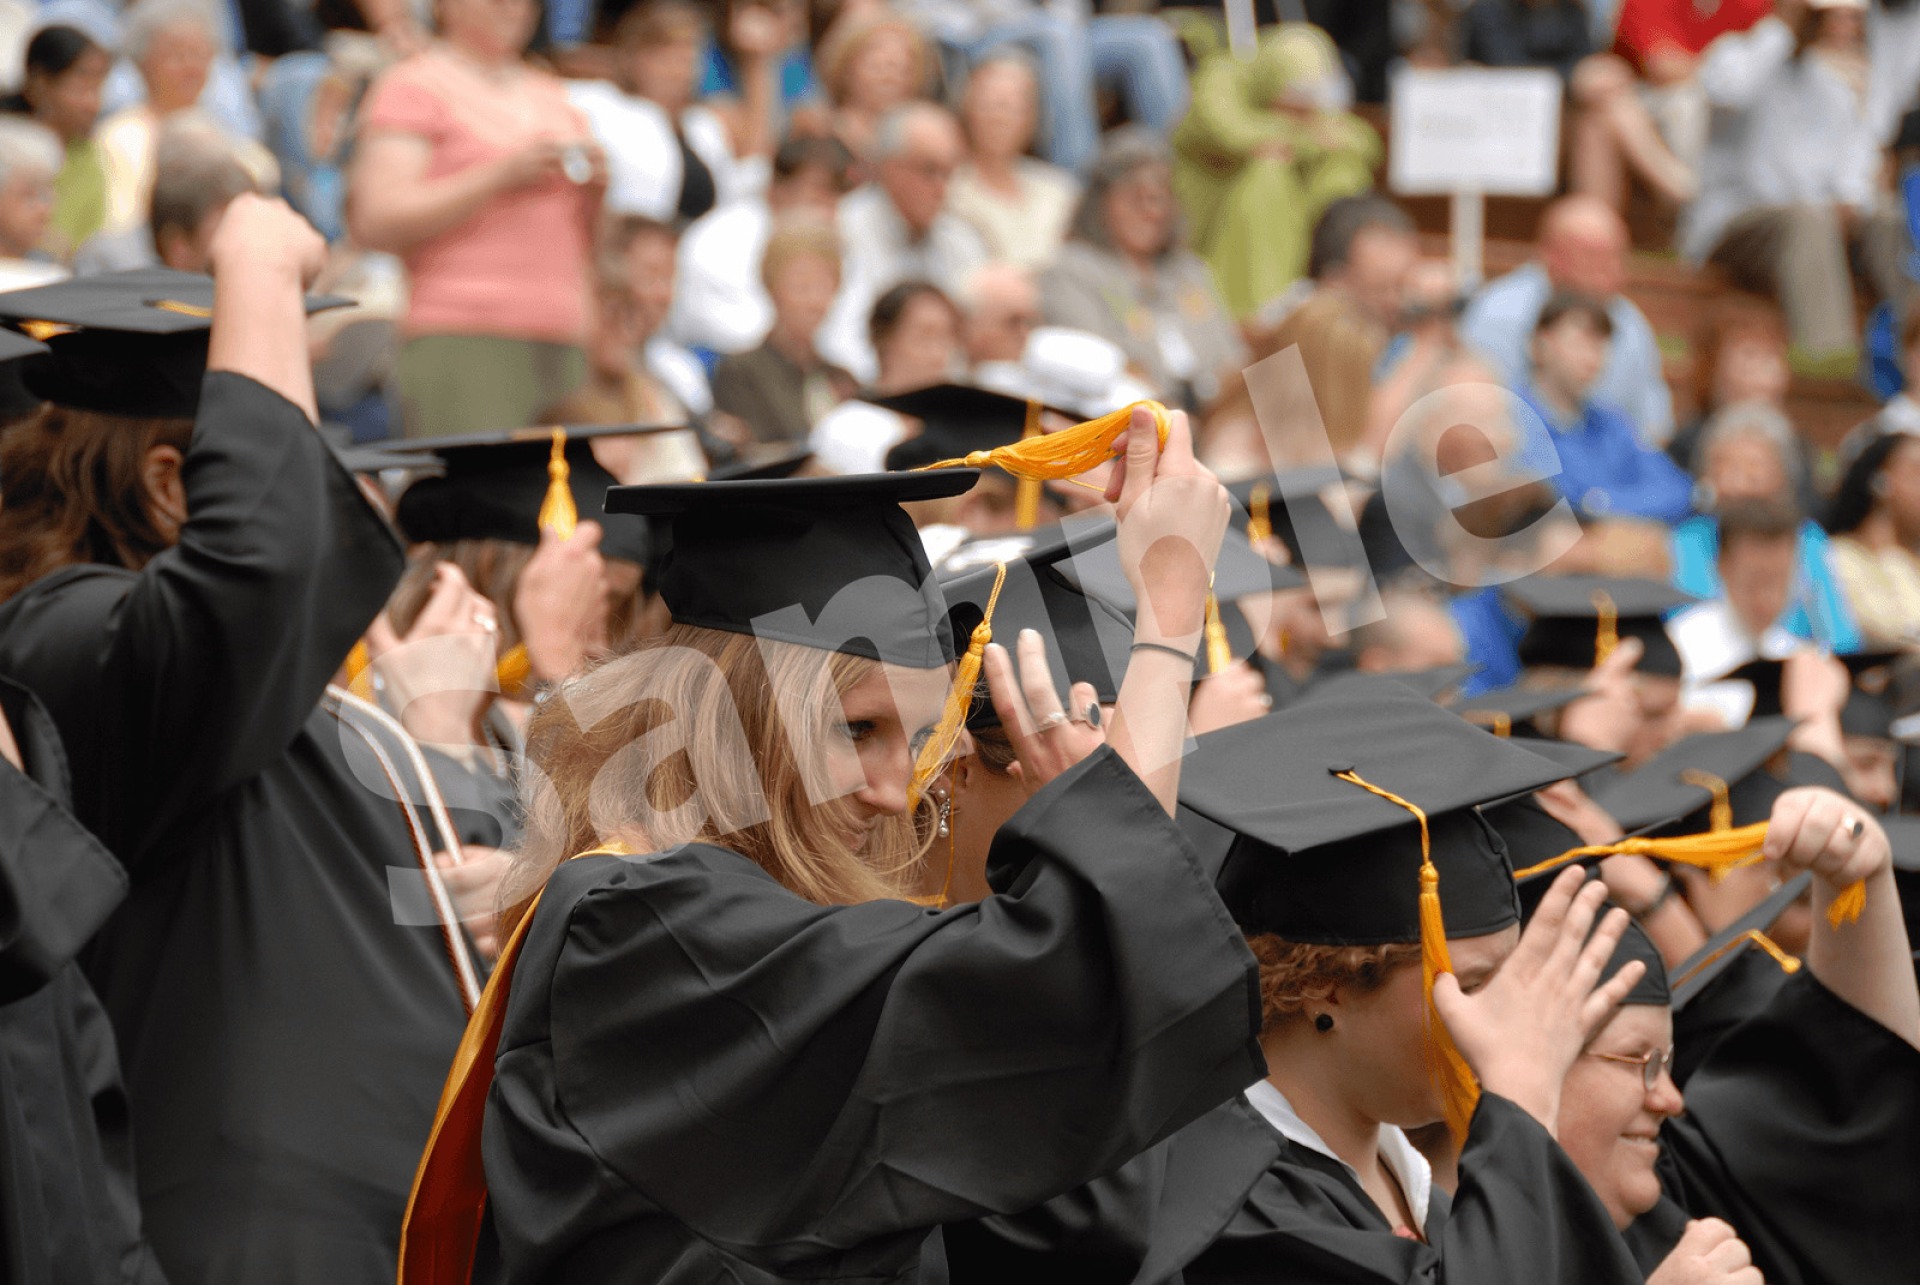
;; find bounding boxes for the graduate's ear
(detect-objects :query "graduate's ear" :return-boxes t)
[140,443,189,538]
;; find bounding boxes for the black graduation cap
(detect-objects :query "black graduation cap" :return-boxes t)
[1226,469,1365,571]
[1716,652,1904,742]
[1588,717,1797,834]
[334,442,439,476]
[936,518,1134,730]
[1178,685,1574,944]
[1374,661,1480,702]
[1670,872,1812,1010]
[605,470,979,667]
[1511,736,1623,779]
[709,448,812,481]
[0,327,49,423]
[388,426,670,565]
[871,383,1070,473]
[1507,575,1693,678]
[0,268,349,417]
[1447,682,1588,738]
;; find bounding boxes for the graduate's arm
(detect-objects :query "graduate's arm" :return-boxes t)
[1764,788,1920,1048]
[205,194,326,421]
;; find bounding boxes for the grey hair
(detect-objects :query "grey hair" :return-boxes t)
[0,117,64,190]
[967,44,1040,87]
[1698,400,1806,490]
[868,101,955,163]
[1067,124,1177,257]
[122,0,221,62]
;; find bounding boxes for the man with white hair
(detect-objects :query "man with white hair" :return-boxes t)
[816,102,987,381]
[0,116,68,289]
[960,261,1039,367]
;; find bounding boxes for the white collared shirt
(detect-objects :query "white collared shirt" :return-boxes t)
[1243,1080,1434,1236]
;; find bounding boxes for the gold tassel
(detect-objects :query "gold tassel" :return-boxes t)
[1246,482,1274,548]
[913,401,1169,480]
[907,562,1008,812]
[1333,768,1480,1145]
[536,428,577,539]
[1673,929,1802,991]
[1678,769,1734,835]
[1511,824,1869,928]
[345,639,375,702]
[1462,710,1512,738]
[1203,589,1232,676]
[1013,400,1044,531]
[1591,589,1619,667]
[496,644,531,699]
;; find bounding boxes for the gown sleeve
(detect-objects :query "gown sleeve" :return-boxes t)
[0,372,404,861]
[524,747,1265,1274]
[1656,971,1920,1285]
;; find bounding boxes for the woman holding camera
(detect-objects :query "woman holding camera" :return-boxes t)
[350,0,606,439]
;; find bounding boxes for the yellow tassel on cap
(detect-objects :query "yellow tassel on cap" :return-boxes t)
[496,643,531,699]
[1591,589,1619,667]
[1333,768,1480,1145]
[1013,400,1044,531]
[1463,710,1512,738]
[1511,823,1869,931]
[345,639,375,702]
[907,562,1008,813]
[1678,769,1734,836]
[1203,588,1232,676]
[1246,482,1274,548]
[913,401,1169,480]
[537,428,577,539]
[1673,929,1802,991]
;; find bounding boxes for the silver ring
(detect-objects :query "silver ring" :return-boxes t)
[1257,692,1274,710]
[1034,711,1069,732]
[1846,816,1864,842]
[474,613,497,632]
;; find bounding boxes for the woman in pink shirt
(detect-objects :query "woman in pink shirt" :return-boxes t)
[350,0,604,439]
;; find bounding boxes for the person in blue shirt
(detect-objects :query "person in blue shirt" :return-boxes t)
[1670,401,1862,654]
[1516,292,1695,526]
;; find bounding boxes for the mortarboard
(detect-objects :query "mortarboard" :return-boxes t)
[1507,575,1693,678]
[1587,717,1797,833]
[388,425,676,565]
[1716,652,1904,742]
[875,383,1075,528]
[334,442,440,476]
[0,327,49,423]
[1225,469,1365,572]
[1670,872,1811,1009]
[709,448,812,481]
[0,268,348,417]
[936,518,1133,730]
[605,470,977,669]
[1373,661,1480,702]
[1447,681,1588,738]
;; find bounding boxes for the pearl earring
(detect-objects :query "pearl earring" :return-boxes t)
[937,798,951,838]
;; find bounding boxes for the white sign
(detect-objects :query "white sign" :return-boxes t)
[1387,68,1563,197]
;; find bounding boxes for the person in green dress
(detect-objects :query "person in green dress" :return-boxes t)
[10,26,111,264]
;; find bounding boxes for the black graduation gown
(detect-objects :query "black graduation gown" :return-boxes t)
[1669,948,1791,1088]
[0,678,162,1285]
[1628,972,1920,1285]
[479,747,1267,1284]
[941,1092,1645,1285]
[0,374,469,1284]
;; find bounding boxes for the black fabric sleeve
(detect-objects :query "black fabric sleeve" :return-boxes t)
[0,757,125,1002]
[546,747,1264,1272]
[1658,971,1920,1285]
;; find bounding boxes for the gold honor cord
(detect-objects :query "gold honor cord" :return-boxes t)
[1332,769,1480,1145]
[1013,399,1044,532]
[907,561,1009,813]
[1511,822,1868,931]
[536,427,577,539]
[1591,589,1619,666]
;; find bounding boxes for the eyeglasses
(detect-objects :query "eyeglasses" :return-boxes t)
[1586,1045,1676,1092]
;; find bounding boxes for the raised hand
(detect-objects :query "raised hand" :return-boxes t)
[1647,1218,1764,1285]
[982,629,1105,796]
[1104,406,1230,651]
[513,522,610,686]
[1433,868,1645,1132]
[1762,786,1887,894]
[368,562,498,748]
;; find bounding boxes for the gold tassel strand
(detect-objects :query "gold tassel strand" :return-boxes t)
[913,401,1170,481]
[536,428,577,539]
[907,562,1009,812]
[1013,399,1044,531]
[1591,589,1619,667]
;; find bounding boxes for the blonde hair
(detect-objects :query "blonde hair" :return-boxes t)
[760,214,842,292]
[815,12,931,106]
[504,624,937,933]
[1247,933,1420,1031]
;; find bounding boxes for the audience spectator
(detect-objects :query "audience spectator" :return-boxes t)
[1567,45,1699,211]
[570,0,757,225]
[1608,0,1769,180]
[87,0,266,144]
[946,51,1077,270]
[699,0,822,144]
[1039,126,1245,408]
[811,279,963,473]
[1361,256,1471,462]
[894,0,1189,174]
[960,260,1040,370]
[817,102,986,381]
[95,0,222,244]
[1173,23,1380,319]
[551,215,711,425]
[671,132,852,355]
[1671,402,1860,652]
[1460,0,1594,80]
[709,214,856,448]
[1462,194,1675,446]
[6,25,110,262]
[1687,0,1910,375]
[148,121,258,271]
[0,117,66,289]
[815,10,933,160]
[1517,291,1694,524]
[350,0,604,438]
[1668,294,1791,471]
[1852,308,1920,447]
[1667,494,1807,681]
[1827,429,1920,649]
